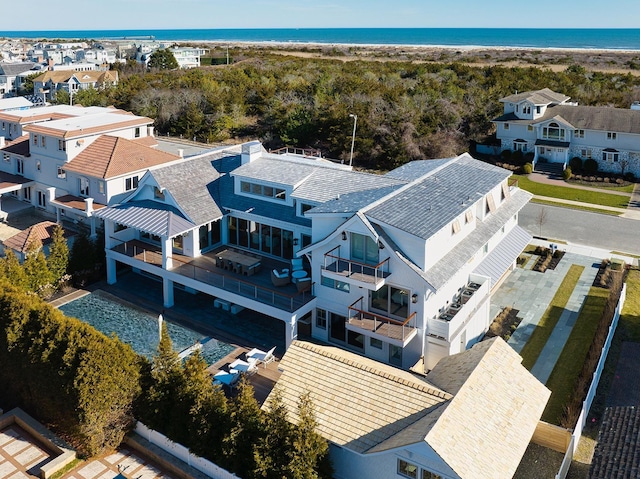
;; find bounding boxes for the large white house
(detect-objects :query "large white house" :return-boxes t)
[494,87,640,177]
[96,141,531,370]
[0,105,179,231]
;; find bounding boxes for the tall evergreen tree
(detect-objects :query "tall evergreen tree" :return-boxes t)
[288,392,332,479]
[23,239,53,295]
[254,387,293,479]
[47,224,69,284]
[148,49,179,70]
[0,249,28,290]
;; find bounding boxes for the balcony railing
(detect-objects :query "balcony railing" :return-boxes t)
[428,278,490,342]
[111,239,314,313]
[323,245,390,286]
[347,297,417,346]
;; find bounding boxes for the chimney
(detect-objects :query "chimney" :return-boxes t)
[241,141,263,165]
[84,197,93,213]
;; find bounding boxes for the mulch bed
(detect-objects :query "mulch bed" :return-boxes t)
[484,307,522,341]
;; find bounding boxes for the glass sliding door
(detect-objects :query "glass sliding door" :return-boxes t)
[350,233,378,265]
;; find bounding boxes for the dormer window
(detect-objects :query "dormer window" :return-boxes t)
[503,123,510,130]
[574,129,585,139]
[523,104,531,115]
[607,132,617,140]
[240,180,286,202]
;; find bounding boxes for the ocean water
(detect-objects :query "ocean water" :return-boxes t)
[1,28,640,50]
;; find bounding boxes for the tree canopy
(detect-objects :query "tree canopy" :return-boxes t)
[148,49,179,70]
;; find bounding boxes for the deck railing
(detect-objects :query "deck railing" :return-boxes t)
[347,297,416,343]
[111,240,314,312]
[323,245,390,284]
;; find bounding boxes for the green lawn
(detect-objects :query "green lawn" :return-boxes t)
[541,285,609,424]
[620,269,640,341]
[568,180,635,194]
[513,175,630,208]
[531,198,622,216]
[519,264,585,370]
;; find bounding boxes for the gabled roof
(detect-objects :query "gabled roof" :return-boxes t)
[34,69,118,84]
[499,88,570,105]
[2,221,74,253]
[0,62,36,76]
[64,135,179,179]
[366,154,511,240]
[151,154,226,226]
[268,338,549,479]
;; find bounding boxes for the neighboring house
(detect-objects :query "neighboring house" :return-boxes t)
[0,220,75,262]
[266,338,550,479]
[169,47,208,69]
[96,141,531,369]
[494,87,640,177]
[33,70,118,102]
[0,62,36,98]
[0,105,178,235]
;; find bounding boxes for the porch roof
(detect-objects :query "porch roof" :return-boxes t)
[534,139,570,148]
[472,225,531,288]
[0,171,34,193]
[95,200,195,237]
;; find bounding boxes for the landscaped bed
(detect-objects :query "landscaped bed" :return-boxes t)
[485,307,522,341]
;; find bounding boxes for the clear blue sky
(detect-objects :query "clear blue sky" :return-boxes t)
[8,0,640,30]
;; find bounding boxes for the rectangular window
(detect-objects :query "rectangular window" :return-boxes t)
[154,186,165,199]
[389,344,402,366]
[32,134,38,146]
[370,337,383,349]
[98,181,105,194]
[135,127,140,138]
[239,180,287,201]
[527,125,533,131]
[300,203,313,215]
[79,177,90,196]
[3,153,9,162]
[321,275,350,293]
[574,129,585,138]
[125,176,139,191]
[452,219,461,235]
[486,194,496,213]
[16,159,24,175]
[607,132,617,140]
[57,166,66,179]
[581,148,592,159]
[603,151,619,162]
[315,309,327,329]
[503,123,509,130]
[465,209,474,224]
[422,471,442,479]
[41,136,46,147]
[350,232,379,265]
[58,139,66,151]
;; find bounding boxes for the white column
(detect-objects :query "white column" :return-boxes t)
[106,257,117,285]
[56,207,61,223]
[89,216,96,238]
[284,317,298,350]
[161,237,173,270]
[163,278,174,308]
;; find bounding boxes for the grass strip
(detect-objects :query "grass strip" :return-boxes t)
[520,264,585,370]
[514,175,630,208]
[542,285,610,424]
[566,180,635,194]
[530,198,622,216]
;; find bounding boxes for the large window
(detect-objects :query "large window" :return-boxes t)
[199,220,221,251]
[79,177,90,197]
[607,132,617,140]
[57,166,66,180]
[228,217,293,259]
[603,150,619,163]
[315,309,327,329]
[370,285,409,319]
[542,122,565,141]
[321,275,350,293]
[574,129,585,138]
[350,232,379,265]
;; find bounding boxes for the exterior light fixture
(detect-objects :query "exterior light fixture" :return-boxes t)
[293,238,299,246]
[412,294,418,304]
[341,231,347,241]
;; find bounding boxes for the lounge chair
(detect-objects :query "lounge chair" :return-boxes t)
[271,268,290,287]
[295,276,311,292]
[213,369,241,389]
[230,358,258,375]
[247,346,276,368]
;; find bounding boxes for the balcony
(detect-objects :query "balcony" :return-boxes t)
[110,239,314,313]
[428,277,490,342]
[347,297,417,347]
[322,245,390,290]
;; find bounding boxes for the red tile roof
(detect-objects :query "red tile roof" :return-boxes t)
[2,221,75,253]
[1,135,30,156]
[64,135,179,179]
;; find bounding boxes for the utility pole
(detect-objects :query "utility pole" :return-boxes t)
[349,114,358,167]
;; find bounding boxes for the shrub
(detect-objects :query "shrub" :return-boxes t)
[512,150,524,165]
[584,158,598,174]
[625,172,635,182]
[569,156,582,172]
[523,162,533,174]
[562,166,572,180]
[524,152,535,163]
[500,149,512,161]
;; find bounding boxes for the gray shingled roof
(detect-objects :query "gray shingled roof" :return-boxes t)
[233,157,315,186]
[499,88,570,105]
[495,103,640,135]
[589,406,640,479]
[0,62,36,76]
[366,156,511,240]
[307,185,403,215]
[151,155,225,226]
[424,189,532,290]
[383,157,453,181]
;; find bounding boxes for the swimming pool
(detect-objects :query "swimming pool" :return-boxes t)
[59,291,235,364]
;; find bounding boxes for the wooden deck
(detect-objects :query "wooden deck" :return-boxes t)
[323,259,390,284]
[208,346,281,405]
[348,317,413,342]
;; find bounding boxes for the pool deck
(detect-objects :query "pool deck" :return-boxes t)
[50,272,283,405]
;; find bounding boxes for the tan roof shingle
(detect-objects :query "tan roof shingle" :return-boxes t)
[2,221,75,253]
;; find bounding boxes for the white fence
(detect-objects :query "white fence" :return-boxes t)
[135,422,238,479]
[555,283,627,479]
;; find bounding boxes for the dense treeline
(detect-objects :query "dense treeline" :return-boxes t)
[66,53,640,169]
[0,254,330,476]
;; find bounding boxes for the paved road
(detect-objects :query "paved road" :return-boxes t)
[520,203,640,256]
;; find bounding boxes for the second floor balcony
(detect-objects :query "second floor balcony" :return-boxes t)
[346,296,417,347]
[322,244,390,290]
